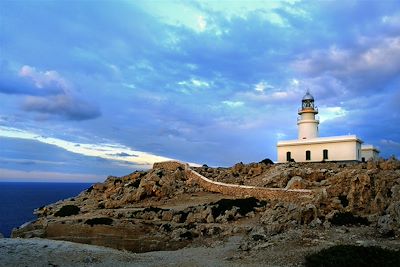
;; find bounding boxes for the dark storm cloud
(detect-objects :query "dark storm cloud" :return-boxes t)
[22,95,101,121]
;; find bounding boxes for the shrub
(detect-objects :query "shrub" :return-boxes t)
[305,245,400,267]
[142,206,167,213]
[113,179,122,185]
[54,205,80,217]
[85,217,113,227]
[130,178,141,188]
[86,186,93,193]
[330,212,369,226]
[161,223,172,232]
[259,158,274,165]
[211,197,267,218]
[338,195,349,207]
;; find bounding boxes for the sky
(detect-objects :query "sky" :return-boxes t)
[1,0,400,182]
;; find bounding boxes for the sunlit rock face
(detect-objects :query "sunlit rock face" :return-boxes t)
[12,159,400,252]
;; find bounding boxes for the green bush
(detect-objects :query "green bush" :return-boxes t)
[211,197,267,219]
[54,205,80,217]
[305,245,400,267]
[85,217,113,226]
[330,212,369,226]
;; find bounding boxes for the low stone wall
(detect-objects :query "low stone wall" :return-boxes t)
[185,169,314,202]
[154,161,315,202]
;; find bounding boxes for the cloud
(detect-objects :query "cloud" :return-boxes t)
[380,139,400,148]
[292,37,400,93]
[0,62,63,96]
[0,168,101,183]
[110,152,139,157]
[254,81,274,92]
[221,100,244,108]
[19,65,69,91]
[178,78,210,88]
[22,95,101,121]
[319,107,348,123]
[6,65,102,121]
[1,0,399,172]
[0,126,177,168]
[197,15,207,31]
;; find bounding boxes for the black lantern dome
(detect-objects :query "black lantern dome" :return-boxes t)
[301,90,315,109]
[302,91,314,101]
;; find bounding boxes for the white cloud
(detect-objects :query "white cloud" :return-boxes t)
[380,139,400,148]
[19,65,68,91]
[197,15,207,31]
[178,78,210,89]
[276,132,287,140]
[192,78,209,87]
[291,79,299,86]
[319,106,348,123]
[292,37,400,80]
[381,13,400,27]
[0,126,175,169]
[222,100,244,108]
[254,81,274,92]
[241,88,298,104]
[122,83,136,89]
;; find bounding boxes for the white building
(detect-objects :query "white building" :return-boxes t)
[277,91,379,163]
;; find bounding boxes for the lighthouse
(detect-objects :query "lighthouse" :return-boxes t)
[277,90,380,163]
[297,90,319,140]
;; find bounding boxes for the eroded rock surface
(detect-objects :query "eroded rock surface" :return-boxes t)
[12,159,400,253]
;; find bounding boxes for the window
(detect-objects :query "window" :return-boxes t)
[286,151,291,162]
[306,150,311,160]
[323,149,328,160]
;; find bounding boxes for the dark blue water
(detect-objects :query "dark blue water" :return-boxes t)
[0,182,91,237]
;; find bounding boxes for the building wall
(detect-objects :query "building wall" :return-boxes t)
[361,149,379,161]
[277,140,362,163]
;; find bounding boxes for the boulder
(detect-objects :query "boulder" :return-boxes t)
[301,204,318,225]
[377,214,395,235]
[285,176,307,190]
[249,226,267,241]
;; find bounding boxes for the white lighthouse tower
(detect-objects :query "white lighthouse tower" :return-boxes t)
[297,90,319,140]
[277,90,379,163]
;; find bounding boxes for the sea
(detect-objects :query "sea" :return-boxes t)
[0,182,91,237]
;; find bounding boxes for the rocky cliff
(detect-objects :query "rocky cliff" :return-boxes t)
[12,159,400,253]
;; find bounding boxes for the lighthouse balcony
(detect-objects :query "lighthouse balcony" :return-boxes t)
[298,106,318,113]
[298,107,318,115]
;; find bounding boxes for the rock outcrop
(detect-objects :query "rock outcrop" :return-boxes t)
[12,159,400,252]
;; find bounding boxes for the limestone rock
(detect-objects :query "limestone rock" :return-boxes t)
[285,176,307,190]
[377,214,395,235]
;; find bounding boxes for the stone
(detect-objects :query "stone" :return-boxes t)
[161,210,174,221]
[206,214,214,223]
[301,204,318,225]
[250,226,267,241]
[377,214,395,235]
[285,176,307,190]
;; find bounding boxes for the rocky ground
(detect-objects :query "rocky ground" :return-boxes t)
[5,159,400,266]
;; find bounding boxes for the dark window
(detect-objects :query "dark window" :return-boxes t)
[323,149,328,160]
[306,150,311,160]
[362,157,365,162]
[286,152,291,162]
